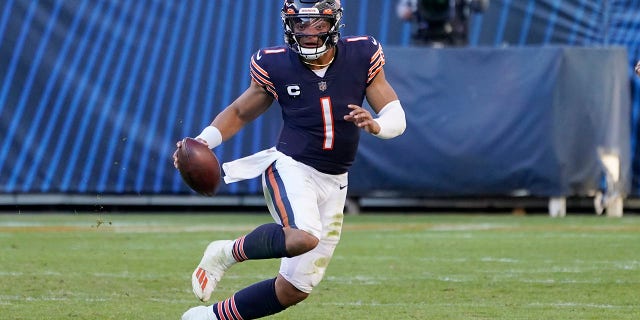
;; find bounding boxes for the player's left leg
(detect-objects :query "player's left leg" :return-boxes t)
[182,274,301,320]
[275,172,347,298]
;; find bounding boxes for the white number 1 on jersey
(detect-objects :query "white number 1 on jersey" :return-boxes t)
[320,97,334,150]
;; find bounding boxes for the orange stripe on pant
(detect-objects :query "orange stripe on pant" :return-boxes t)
[267,165,290,227]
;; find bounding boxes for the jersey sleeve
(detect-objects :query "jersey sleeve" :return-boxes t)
[367,37,386,84]
[249,50,279,100]
[344,36,386,85]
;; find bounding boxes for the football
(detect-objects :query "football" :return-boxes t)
[175,137,221,196]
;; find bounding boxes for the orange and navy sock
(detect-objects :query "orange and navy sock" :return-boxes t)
[232,223,290,262]
[213,278,286,320]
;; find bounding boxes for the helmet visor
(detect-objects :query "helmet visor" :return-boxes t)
[287,18,333,47]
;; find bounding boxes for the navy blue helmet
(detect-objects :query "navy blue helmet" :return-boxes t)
[281,0,344,60]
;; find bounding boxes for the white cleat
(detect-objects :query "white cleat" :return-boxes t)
[191,240,236,302]
[181,305,217,320]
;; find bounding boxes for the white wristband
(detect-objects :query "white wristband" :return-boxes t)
[373,100,406,139]
[195,126,222,149]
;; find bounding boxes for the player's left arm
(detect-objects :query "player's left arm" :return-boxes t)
[344,68,406,139]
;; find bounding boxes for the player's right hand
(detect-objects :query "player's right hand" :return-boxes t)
[173,140,183,169]
[194,137,209,146]
[173,139,208,169]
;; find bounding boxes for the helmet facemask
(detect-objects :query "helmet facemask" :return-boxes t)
[282,0,343,60]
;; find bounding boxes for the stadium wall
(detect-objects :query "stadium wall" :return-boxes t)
[0,0,638,206]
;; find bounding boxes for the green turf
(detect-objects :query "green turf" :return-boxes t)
[0,213,639,319]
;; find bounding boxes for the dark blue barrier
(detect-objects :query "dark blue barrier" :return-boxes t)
[350,46,630,197]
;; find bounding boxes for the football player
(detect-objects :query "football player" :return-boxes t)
[177,1,406,319]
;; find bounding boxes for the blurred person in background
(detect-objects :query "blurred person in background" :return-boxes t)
[397,0,489,47]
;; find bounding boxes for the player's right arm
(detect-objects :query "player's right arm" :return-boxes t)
[178,48,275,159]
[210,80,274,142]
[173,80,272,168]
[192,79,273,149]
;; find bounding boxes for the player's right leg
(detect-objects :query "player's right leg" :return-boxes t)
[191,222,308,302]
[191,240,236,302]
[185,157,342,319]
[192,155,321,302]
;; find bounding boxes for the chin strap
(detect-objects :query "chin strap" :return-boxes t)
[301,55,334,67]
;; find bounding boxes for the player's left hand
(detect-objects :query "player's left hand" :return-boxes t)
[635,60,640,77]
[344,104,380,135]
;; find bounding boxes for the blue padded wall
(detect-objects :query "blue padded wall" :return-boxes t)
[0,0,639,196]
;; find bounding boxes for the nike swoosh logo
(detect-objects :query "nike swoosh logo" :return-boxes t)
[371,38,377,46]
[256,50,262,60]
[339,184,348,190]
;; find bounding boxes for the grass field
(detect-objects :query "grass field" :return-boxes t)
[0,212,639,319]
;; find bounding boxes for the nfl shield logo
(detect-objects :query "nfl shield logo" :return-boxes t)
[318,81,327,91]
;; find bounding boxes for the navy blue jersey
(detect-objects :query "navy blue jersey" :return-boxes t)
[250,36,386,174]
